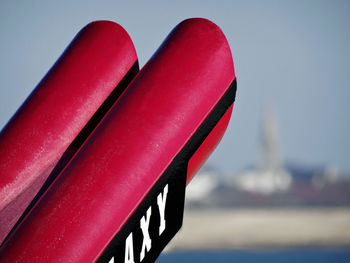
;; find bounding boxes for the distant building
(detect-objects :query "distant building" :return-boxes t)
[186,167,219,203]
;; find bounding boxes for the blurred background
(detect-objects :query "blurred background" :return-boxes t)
[1,1,349,262]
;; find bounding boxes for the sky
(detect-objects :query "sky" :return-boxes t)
[0,1,349,174]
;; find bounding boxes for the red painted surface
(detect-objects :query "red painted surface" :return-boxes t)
[0,18,235,262]
[0,21,137,245]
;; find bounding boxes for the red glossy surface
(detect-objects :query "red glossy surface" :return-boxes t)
[0,21,137,245]
[1,18,235,262]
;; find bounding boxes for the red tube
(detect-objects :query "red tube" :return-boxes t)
[1,18,235,262]
[0,21,138,245]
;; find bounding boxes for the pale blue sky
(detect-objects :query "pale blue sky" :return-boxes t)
[1,1,349,173]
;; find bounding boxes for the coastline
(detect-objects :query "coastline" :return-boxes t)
[166,207,350,251]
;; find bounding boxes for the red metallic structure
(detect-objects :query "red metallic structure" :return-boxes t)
[0,18,236,262]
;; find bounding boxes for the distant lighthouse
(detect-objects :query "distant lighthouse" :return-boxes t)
[234,106,292,194]
[258,106,282,172]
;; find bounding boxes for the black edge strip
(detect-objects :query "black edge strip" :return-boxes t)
[180,78,236,161]
[2,60,139,246]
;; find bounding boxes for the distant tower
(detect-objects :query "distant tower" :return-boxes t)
[258,106,282,172]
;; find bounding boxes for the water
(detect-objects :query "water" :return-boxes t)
[157,249,350,263]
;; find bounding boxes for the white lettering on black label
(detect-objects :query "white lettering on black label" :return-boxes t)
[124,233,135,263]
[97,161,186,263]
[157,184,168,235]
[140,207,152,261]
